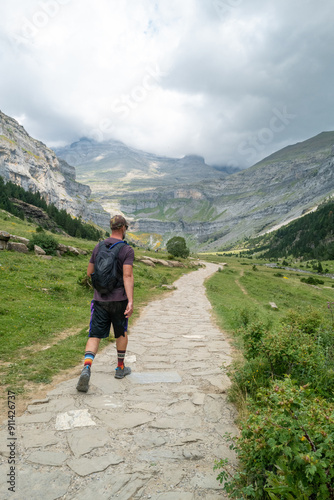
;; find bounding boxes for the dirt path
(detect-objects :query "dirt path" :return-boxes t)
[0,262,238,499]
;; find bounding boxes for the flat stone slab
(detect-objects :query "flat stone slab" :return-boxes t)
[133,431,166,448]
[85,395,122,410]
[68,473,133,500]
[17,412,53,424]
[182,335,205,340]
[26,451,68,466]
[0,466,72,500]
[97,411,153,430]
[21,430,59,449]
[138,448,184,462]
[67,427,110,456]
[150,416,202,430]
[151,493,194,500]
[55,409,96,430]
[128,371,182,384]
[67,452,124,476]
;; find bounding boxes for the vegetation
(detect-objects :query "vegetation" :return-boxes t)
[166,236,190,258]
[202,255,334,498]
[0,175,104,241]
[237,200,334,262]
[27,232,59,255]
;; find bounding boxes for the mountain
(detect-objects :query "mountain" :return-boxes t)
[0,111,110,228]
[56,132,334,249]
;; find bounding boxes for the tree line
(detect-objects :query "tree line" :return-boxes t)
[0,176,105,241]
[249,201,334,261]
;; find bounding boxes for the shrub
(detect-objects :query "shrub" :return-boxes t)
[301,276,324,285]
[215,378,334,499]
[166,236,190,258]
[27,233,59,255]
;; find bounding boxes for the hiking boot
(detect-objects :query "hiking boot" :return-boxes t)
[76,366,91,392]
[115,366,131,379]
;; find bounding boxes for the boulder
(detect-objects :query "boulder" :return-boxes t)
[7,242,29,253]
[34,245,46,256]
[57,244,68,254]
[141,259,156,267]
[0,231,10,250]
[67,246,80,256]
[167,260,184,267]
[10,234,29,245]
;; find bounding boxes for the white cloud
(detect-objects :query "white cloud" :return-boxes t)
[0,0,334,167]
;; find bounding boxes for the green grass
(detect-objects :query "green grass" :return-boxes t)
[0,213,194,399]
[204,256,334,333]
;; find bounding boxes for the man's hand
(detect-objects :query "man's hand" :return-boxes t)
[124,301,133,318]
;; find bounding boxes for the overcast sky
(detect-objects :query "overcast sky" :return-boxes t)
[1,0,334,167]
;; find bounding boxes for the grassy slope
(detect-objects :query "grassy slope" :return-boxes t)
[0,210,194,404]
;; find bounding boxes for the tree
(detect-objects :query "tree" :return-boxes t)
[166,236,190,258]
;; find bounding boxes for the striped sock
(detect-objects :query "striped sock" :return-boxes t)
[117,350,126,369]
[84,351,95,368]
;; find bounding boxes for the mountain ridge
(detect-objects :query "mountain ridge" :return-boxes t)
[0,110,110,228]
[56,131,334,249]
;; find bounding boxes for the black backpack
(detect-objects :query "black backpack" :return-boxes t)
[91,240,127,294]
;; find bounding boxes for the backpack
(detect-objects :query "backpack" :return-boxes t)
[91,240,127,294]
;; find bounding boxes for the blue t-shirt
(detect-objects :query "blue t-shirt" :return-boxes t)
[89,237,134,302]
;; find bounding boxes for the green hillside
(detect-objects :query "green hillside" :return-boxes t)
[241,200,334,260]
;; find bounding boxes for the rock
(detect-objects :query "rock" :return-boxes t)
[0,466,72,500]
[67,245,80,256]
[27,451,68,466]
[67,453,124,476]
[67,428,110,456]
[0,230,10,250]
[167,260,184,267]
[7,241,29,253]
[57,244,68,253]
[34,244,46,255]
[55,409,96,430]
[141,259,156,267]
[0,110,110,229]
[269,301,278,309]
[37,255,53,260]
[0,230,10,241]
[10,235,29,245]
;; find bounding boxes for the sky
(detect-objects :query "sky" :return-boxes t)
[1,0,334,168]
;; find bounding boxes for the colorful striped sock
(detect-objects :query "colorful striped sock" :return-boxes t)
[117,350,126,369]
[84,351,95,368]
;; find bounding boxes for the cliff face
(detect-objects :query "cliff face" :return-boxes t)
[0,111,110,228]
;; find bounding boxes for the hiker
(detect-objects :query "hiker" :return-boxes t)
[76,214,135,392]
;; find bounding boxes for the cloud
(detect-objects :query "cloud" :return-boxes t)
[0,0,334,167]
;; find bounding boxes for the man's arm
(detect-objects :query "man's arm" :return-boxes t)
[123,264,134,318]
[87,262,94,276]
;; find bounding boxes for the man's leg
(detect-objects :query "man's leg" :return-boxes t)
[115,331,131,378]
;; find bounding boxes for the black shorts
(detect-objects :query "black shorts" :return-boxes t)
[89,300,128,339]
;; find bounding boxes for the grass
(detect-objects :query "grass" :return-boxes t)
[203,255,334,335]
[0,211,194,403]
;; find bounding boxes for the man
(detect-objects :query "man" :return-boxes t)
[76,215,134,392]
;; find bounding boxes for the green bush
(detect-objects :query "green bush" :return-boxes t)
[166,236,190,258]
[215,378,334,499]
[27,233,59,255]
[301,276,324,285]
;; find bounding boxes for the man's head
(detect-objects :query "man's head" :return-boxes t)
[110,214,128,239]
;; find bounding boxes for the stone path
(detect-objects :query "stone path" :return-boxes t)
[0,262,238,499]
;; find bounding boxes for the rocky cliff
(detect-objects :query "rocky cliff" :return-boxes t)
[0,111,110,229]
